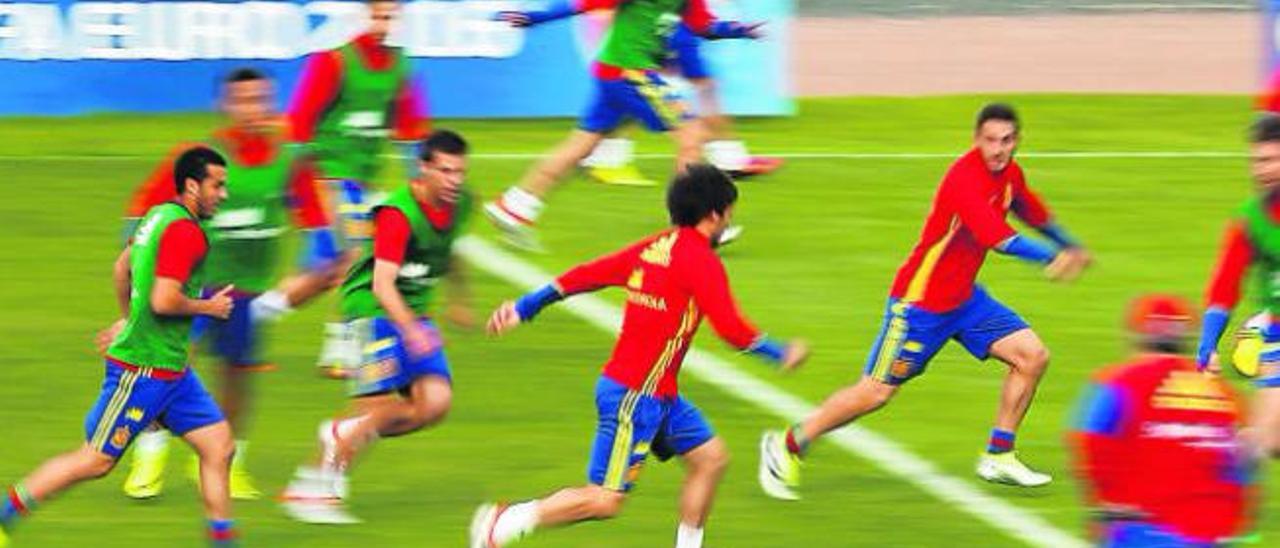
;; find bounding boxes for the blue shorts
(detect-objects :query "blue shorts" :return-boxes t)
[579,70,691,134]
[84,361,224,458]
[587,377,714,492]
[326,179,376,249]
[665,24,710,80]
[1101,521,1222,547]
[192,293,262,368]
[863,287,1029,385]
[349,317,451,397]
[1257,321,1280,388]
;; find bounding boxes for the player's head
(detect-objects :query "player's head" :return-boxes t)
[1125,294,1194,354]
[366,0,400,42]
[174,146,229,220]
[974,103,1020,173]
[220,67,275,133]
[1249,114,1280,194]
[415,129,468,205]
[667,164,738,242]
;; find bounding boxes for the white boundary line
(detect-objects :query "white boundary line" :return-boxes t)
[455,235,1087,548]
[0,150,1244,161]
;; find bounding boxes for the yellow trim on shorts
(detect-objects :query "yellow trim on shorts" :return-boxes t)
[90,369,141,450]
[623,69,682,129]
[603,389,641,490]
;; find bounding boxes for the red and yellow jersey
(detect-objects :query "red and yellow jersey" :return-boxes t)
[888,148,1051,312]
[1069,354,1252,542]
[555,227,761,398]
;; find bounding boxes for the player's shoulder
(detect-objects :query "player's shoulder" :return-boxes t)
[940,148,983,185]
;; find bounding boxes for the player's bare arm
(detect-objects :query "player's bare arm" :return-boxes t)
[151,279,235,320]
[372,258,434,356]
[443,254,476,330]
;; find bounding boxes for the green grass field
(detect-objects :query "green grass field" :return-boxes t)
[0,95,1274,547]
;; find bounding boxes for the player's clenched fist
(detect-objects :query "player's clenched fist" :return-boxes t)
[487,301,523,335]
[1045,248,1091,282]
[204,285,236,320]
[780,340,809,372]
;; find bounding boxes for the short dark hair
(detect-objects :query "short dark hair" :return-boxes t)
[224,66,267,85]
[1251,114,1280,144]
[976,102,1019,132]
[419,129,469,162]
[666,164,738,227]
[173,146,227,194]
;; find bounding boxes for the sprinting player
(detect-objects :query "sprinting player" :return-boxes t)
[118,68,340,501]
[759,103,1093,499]
[288,0,431,376]
[1070,294,1253,546]
[470,164,807,548]
[585,21,782,188]
[485,0,762,251]
[280,130,473,524]
[1197,114,1280,456]
[0,148,237,546]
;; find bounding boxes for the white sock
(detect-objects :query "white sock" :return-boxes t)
[581,138,634,168]
[676,522,704,548]
[334,415,376,443]
[248,290,291,323]
[498,187,544,224]
[492,500,539,544]
[233,440,250,467]
[704,140,749,172]
[134,429,170,456]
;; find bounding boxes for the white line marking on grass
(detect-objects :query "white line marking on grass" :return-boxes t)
[0,150,1244,162]
[455,235,1087,548]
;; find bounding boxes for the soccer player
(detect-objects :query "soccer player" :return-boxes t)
[1197,114,1280,457]
[484,0,762,251]
[118,67,340,501]
[470,164,807,548]
[0,148,237,546]
[759,103,1093,499]
[584,20,782,187]
[1070,294,1253,545]
[280,130,473,524]
[288,0,431,376]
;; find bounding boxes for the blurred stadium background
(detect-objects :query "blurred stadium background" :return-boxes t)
[0,0,1276,546]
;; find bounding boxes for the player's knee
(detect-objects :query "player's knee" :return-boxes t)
[1021,346,1051,375]
[861,377,899,409]
[702,445,730,477]
[82,451,118,479]
[411,398,450,428]
[586,488,627,519]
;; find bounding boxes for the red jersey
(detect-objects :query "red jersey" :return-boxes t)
[889,148,1052,312]
[1069,355,1251,542]
[555,227,762,398]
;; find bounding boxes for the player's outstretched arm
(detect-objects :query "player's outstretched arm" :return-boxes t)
[98,245,135,353]
[1198,221,1254,369]
[687,250,806,371]
[152,281,235,320]
[495,0,610,28]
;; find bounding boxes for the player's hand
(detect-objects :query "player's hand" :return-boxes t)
[205,285,236,320]
[1202,352,1222,376]
[495,10,533,27]
[487,301,523,336]
[404,324,438,358]
[1045,249,1089,282]
[95,318,126,355]
[445,302,478,331]
[740,21,766,39]
[780,339,809,373]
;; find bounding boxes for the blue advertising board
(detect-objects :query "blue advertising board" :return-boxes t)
[0,0,793,117]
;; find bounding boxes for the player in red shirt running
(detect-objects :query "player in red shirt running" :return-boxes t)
[759,104,1093,500]
[1070,294,1253,546]
[470,164,807,548]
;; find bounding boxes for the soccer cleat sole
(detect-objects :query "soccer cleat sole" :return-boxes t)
[469,502,504,548]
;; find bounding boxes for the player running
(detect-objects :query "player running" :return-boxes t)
[485,0,763,251]
[288,0,431,377]
[280,130,473,524]
[1197,114,1280,457]
[118,67,340,501]
[470,164,807,548]
[759,103,1093,499]
[0,148,237,546]
[1070,294,1254,546]
[584,20,782,188]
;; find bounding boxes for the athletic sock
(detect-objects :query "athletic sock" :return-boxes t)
[492,500,538,545]
[784,423,809,457]
[497,187,543,225]
[704,140,749,172]
[580,138,634,168]
[207,518,236,546]
[987,429,1016,454]
[231,440,250,469]
[1,484,36,530]
[134,429,170,456]
[675,522,704,548]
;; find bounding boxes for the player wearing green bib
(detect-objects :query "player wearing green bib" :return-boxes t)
[289,0,432,376]
[485,0,762,251]
[0,148,241,547]
[118,68,341,502]
[281,130,474,525]
[1199,115,1280,463]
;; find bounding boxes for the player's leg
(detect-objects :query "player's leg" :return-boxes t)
[582,127,655,187]
[164,367,237,544]
[471,378,657,547]
[317,178,375,377]
[485,129,606,251]
[953,288,1051,486]
[659,396,725,548]
[760,300,942,500]
[210,297,268,500]
[1252,325,1280,456]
